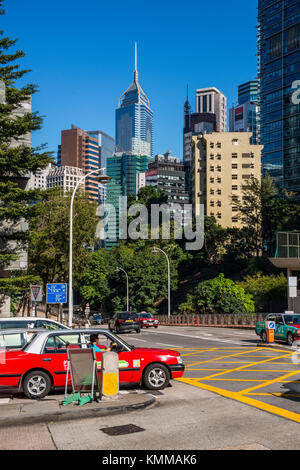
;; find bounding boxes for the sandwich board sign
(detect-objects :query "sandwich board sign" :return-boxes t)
[30,285,43,303]
[46,283,67,304]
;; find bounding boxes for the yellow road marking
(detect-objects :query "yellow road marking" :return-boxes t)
[185,351,295,383]
[183,347,263,368]
[245,392,300,397]
[176,378,300,423]
[240,367,300,394]
[202,378,268,382]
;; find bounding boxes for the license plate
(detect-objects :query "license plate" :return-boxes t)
[125,320,133,323]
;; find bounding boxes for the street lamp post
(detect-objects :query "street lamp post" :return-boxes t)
[68,167,107,328]
[116,267,129,311]
[152,247,171,318]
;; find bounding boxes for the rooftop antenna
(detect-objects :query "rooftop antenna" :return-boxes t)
[135,42,137,71]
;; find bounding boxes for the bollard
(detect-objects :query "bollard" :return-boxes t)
[194,316,198,327]
[101,351,119,398]
[265,320,275,343]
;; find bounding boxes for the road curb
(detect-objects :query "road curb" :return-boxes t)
[256,342,300,351]
[0,394,156,428]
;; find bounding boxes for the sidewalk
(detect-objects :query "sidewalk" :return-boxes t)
[0,391,156,428]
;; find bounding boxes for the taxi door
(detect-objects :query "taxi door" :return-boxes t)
[275,315,285,339]
[39,333,82,387]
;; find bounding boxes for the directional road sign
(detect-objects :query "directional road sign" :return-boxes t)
[46,283,67,304]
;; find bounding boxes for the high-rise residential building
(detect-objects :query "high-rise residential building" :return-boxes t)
[46,165,85,192]
[87,130,115,207]
[229,80,260,144]
[258,0,300,194]
[196,87,227,132]
[105,152,152,249]
[191,132,262,228]
[115,43,153,157]
[146,151,189,211]
[58,125,101,202]
[183,89,218,202]
[28,163,53,190]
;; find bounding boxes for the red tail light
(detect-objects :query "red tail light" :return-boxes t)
[118,319,124,323]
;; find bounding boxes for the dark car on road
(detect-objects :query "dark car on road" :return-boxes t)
[108,312,140,334]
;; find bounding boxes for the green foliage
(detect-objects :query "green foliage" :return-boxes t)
[0,1,52,277]
[239,273,287,311]
[29,189,99,290]
[179,274,255,315]
[79,241,188,314]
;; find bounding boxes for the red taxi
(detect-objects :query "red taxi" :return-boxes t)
[0,329,185,399]
[135,312,159,329]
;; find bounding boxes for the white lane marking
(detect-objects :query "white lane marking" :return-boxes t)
[122,337,148,342]
[150,330,254,346]
[156,343,184,348]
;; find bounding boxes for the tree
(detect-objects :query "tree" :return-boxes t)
[28,189,99,296]
[0,1,52,301]
[179,274,255,315]
[231,175,300,257]
[239,273,287,312]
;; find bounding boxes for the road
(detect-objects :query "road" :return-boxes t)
[1,326,300,450]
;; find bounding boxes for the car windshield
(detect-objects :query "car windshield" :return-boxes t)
[119,313,137,319]
[284,315,300,325]
[139,313,153,318]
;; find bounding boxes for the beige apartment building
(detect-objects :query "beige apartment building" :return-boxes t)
[191,132,262,228]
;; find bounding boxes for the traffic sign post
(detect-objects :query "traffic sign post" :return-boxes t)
[30,285,43,317]
[265,320,275,343]
[46,283,67,304]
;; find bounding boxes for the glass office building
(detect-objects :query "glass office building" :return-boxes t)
[105,152,152,249]
[258,0,300,194]
[115,46,153,158]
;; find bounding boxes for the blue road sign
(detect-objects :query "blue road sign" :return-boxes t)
[269,322,275,329]
[46,283,67,304]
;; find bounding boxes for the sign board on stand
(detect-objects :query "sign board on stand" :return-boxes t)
[46,283,67,304]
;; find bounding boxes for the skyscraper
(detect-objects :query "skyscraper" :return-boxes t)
[115,43,153,157]
[58,125,101,202]
[105,152,152,249]
[196,87,227,132]
[258,0,300,194]
[229,80,259,144]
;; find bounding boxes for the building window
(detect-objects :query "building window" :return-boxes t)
[232,185,238,190]
[232,174,238,180]
[232,153,238,159]
[232,164,238,169]
[232,217,238,223]
[232,139,239,146]
[216,142,221,148]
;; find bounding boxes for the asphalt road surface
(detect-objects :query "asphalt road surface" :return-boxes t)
[2,326,300,450]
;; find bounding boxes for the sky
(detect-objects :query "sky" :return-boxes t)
[2,0,258,160]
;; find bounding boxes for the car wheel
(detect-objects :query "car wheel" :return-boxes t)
[261,330,267,343]
[136,328,141,334]
[23,370,51,399]
[154,326,158,329]
[287,332,294,346]
[143,363,170,390]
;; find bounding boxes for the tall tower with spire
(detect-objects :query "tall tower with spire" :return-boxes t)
[115,43,153,157]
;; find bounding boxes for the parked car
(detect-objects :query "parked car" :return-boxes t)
[0,317,69,331]
[135,312,159,329]
[0,328,45,351]
[108,312,141,334]
[255,313,300,345]
[88,314,104,326]
[0,328,185,398]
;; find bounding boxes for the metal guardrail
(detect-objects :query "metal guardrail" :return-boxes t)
[157,313,271,328]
